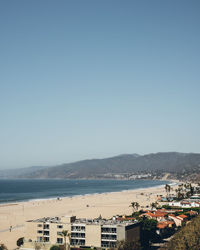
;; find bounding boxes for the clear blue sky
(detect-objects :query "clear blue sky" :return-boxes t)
[0,0,200,169]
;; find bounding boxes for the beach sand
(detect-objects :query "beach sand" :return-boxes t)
[0,184,176,249]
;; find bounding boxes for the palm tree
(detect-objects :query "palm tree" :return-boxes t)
[178,183,184,191]
[130,201,140,213]
[177,190,184,200]
[151,202,158,210]
[165,184,171,197]
[60,230,71,250]
[189,183,194,196]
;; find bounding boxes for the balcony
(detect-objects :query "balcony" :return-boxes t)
[101,231,117,235]
[71,239,85,246]
[101,228,117,234]
[101,242,116,248]
[101,236,117,241]
[71,226,85,232]
[71,233,85,239]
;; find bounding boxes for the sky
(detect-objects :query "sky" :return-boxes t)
[0,0,200,169]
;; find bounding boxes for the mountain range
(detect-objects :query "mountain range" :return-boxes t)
[1,152,200,179]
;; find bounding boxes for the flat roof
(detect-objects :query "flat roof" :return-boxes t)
[27,216,139,226]
[27,216,61,223]
[71,218,139,226]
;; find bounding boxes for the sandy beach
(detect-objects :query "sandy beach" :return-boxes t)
[0,183,177,249]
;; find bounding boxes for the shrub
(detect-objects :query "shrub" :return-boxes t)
[17,237,24,247]
[50,245,60,250]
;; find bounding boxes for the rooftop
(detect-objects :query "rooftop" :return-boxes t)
[73,218,139,226]
[27,216,61,223]
[27,216,139,226]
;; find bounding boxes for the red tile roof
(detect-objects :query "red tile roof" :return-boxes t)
[157,221,175,229]
[141,211,167,218]
[177,214,187,219]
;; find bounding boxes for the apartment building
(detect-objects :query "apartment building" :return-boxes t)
[21,215,140,249]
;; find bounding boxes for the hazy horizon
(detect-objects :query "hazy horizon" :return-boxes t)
[1,151,200,170]
[0,1,200,169]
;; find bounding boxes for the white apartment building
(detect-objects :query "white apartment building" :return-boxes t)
[21,216,140,249]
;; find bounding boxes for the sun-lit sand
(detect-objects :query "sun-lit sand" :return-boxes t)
[0,184,177,249]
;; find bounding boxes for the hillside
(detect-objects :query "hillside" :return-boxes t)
[162,215,200,250]
[2,152,200,179]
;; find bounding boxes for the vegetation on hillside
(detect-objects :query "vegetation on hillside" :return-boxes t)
[163,215,200,250]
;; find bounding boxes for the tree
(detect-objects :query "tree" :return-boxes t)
[165,184,171,197]
[139,217,158,248]
[16,237,24,247]
[178,183,184,191]
[0,244,8,250]
[115,240,141,250]
[59,230,71,250]
[50,246,60,250]
[130,202,140,213]
[177,190,184,200]
[189,183,194,196]
[151,202,158,210]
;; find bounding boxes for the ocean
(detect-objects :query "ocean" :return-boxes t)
[0,179,170,204]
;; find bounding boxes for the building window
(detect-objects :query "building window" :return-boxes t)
[37,237,43,242]
[37,230,43,234]
[71,232,85,238]
[44,237,49,242]
[101,234,117,240]
[44,230,49,236]
[37,224,42,227]
[71,226,85,231]
[101,227,116,233]
[57,225,63,229]
[43,224,49,229]
[71,239,85,246]
[101,241,116,248]
[57,238,63,244]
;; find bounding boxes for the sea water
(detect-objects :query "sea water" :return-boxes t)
[0,179,170,204]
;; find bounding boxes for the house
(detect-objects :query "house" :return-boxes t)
[140,211,167,222]
[156,221,175,237]
[190,195,200,200]
[176,214,188,221]
[168,214,187,227]
[169,200,200,208]
[187,210,198,217]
